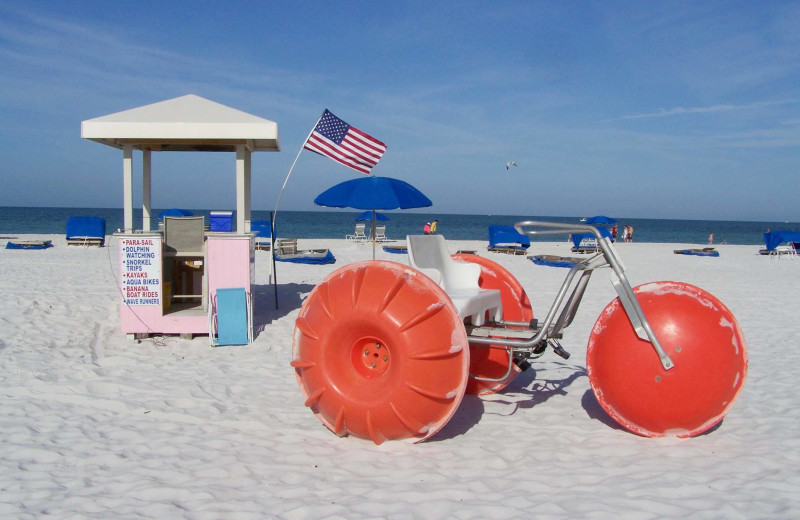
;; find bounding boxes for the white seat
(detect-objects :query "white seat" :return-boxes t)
[407,235,502,326]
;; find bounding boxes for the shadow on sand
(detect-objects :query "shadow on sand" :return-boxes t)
[251,282,314,339]
[430,362,588,442]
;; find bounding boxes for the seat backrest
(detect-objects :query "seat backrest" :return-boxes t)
[407,235,481,291]
[276,238,298,255]
[354,223,366,236]
[164,216,205,255]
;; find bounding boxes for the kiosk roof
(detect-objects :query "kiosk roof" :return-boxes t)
[81,94,280,152]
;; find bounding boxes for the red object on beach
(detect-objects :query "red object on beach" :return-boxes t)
[452,254,533,395]
[291,261,469,444]
[586,281,748,437]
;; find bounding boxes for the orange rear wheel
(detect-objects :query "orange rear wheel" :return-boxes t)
[292,260,470,444]
[452,254,533,396]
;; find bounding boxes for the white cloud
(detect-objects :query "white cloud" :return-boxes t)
[609,99,800,121]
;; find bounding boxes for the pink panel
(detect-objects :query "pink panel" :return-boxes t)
[120,305,208,334]
[207,235,254,293]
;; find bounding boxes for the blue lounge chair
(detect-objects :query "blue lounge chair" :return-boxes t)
[571,228,612,254]
[488,225,530,255]
[6,240,53,250]
[66,217,106,246]
[761,230,800,256]
[209,288,252,346]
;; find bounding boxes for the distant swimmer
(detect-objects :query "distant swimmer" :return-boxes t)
[505,161,517,169]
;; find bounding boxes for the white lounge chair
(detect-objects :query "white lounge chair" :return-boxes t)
[773,244,797,259]
[275,238,298,255]
[374,225,388,242]
[347,223,368,243]
[407,235,502,326]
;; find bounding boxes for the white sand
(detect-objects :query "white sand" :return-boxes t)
[1,235,798,519]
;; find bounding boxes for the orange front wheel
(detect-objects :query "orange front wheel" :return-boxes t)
[292,261,470,444]
[587,281,748,437]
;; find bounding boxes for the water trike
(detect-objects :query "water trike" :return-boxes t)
[292,220,747,444]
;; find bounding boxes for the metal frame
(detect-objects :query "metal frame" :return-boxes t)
[464,220,674,376]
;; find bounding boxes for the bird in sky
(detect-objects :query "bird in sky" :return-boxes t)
[505,161,517,169]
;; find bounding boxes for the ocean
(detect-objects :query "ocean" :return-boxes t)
[1,206,796,245]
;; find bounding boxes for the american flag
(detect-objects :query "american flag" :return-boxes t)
[303,109,387,175]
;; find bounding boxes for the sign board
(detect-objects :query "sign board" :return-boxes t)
[119,236,162,306]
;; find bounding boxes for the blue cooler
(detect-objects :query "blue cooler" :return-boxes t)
[210,211,234,232]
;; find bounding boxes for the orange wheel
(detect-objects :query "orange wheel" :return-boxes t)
[587,281,748,437]
[291,260,470,444]
[452,254,533,396]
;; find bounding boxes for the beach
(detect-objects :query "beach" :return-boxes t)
[1,235,798,519]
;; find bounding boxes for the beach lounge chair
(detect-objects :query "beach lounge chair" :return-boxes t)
[275,238,298,255]
[487,225,530,255]
[760,230,800,256]
[347,223,368,243]
[274,238,335,264]
[773,244,797,258]
[383,244,407,254]
[571,235,598,253]
[531,254,583,268]
[407,234,502,326]
[208,287,252,346]
[673,248,720,257]
[374,225,388,242]
[6,240,53,250]
[570,228,613,254]
[66,216,106,246]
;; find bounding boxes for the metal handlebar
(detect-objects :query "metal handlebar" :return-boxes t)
[513,220,674,370]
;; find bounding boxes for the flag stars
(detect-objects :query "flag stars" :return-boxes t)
[316,111,350,144]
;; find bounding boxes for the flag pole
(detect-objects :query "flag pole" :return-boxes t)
[268,113,322,299]
[269,211,278,309]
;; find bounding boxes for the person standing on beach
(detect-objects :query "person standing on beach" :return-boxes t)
[430,220,438,234]
[622,225,629,242]
[611,224,618,242]
[423,222,431,235]
[628,225,634,242]
[709,233,714,245]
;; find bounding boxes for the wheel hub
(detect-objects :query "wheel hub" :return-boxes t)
[351,336,391,376]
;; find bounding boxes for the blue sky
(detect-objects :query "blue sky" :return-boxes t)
[1,1,798,221]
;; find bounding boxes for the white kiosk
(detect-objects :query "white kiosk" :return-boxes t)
[82,95,280,340]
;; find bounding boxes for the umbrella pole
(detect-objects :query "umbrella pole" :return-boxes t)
[372,210,376,260]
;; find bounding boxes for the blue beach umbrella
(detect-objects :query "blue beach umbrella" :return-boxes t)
[315,176,432,210]
[354,210,390,222]
[585,215,617,225]
[158,208,194,219]
[315,176,432,258]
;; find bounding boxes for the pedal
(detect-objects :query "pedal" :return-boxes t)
[513,356,532,371]
[549,339,571,359]
[553,345,571,359]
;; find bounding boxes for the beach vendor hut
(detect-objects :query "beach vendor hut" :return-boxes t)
[81,95,280,342]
